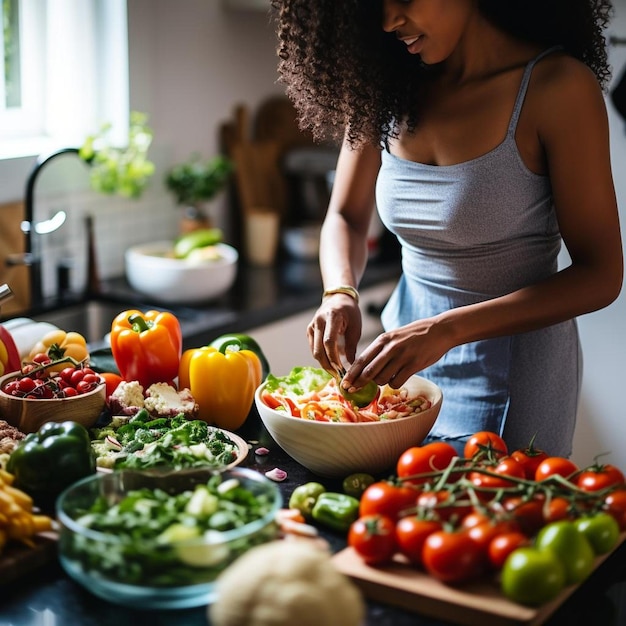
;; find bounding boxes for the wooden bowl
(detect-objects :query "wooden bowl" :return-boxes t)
[0,371,106,434]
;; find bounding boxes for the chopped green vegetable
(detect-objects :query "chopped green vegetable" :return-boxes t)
[62,473,278,586]
[90,413,241,471]
[263,366,332,397]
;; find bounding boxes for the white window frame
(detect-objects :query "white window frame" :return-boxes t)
[0,0,128,160]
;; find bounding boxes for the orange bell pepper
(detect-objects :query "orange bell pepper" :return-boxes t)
[179,344,262,430]
[110,309,182,388]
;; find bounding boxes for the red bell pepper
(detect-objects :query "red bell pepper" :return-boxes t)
[110,310,182,388]
[0,325,21,377]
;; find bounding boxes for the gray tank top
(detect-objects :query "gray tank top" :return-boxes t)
[375,47,581,457]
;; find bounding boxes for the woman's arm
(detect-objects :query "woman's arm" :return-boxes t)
[307,139,382,372]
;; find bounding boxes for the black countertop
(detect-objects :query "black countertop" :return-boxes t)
[1,409,626,626]
[2,255,626,625]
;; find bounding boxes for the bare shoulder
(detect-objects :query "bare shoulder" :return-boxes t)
[528,52,607,127]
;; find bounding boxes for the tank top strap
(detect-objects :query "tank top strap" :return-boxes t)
[507,45,563,136]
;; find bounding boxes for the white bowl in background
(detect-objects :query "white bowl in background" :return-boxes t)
[282,224,321,261]
[254,374,443,478]
[125,241,238,304]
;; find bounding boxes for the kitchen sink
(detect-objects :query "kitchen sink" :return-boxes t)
[30,299,239,347]
[32,300,125,344]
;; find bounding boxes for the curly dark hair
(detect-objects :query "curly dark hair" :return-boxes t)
[270,0,613,148]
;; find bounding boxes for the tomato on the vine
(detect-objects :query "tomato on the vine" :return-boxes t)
[487,531,529,570]
[396,442,458,485]
[603,489,626,530]
[503,495,545,536]
[359,480,418,521]
[348,514,397,564]
[422,529,484,583]
[416,489,472,522]
[469,456,526,491]
[535,457,579,483]
[543,496,577,524]
[395,516,442,566]
[576,462,625,492]
[511,435,549,480]
[467,519,522,556]
[464,431,508,461]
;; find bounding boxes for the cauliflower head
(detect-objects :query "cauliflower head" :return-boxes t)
[209,540,365,626]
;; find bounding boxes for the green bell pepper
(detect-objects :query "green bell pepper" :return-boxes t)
[311,492,360,533]
[209,333,270,380]
[288,482,327,519]
[6,420,96,506]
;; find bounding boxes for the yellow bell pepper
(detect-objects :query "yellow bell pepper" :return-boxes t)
[27,329,89,371]
[179,345,262,430]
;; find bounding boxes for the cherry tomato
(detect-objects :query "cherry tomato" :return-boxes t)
[422,529,484,583]
[395,516,442,566]
[488,531,529,570]
[62,387,79,398]
[70,369,86,387]
[76,380,94,395]
[503,496,545,536]
[543,496,577,524]
[511,437,549,479]
[469,456,525,491]
[603,489,626,530]
[501,547,565,605]
[16,377,37,393]
[577,463,625,492]
[396,442,458,485]
[416,489,472,522]
[467,519,522,556]
[348,514,397,564]
[31,353,52,365]
[464,431,508,461]
[359,480,419,521]
[59,367,78,384]
[535,457,579,483]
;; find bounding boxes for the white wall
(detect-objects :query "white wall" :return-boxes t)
[571,2,626,469]
[0,1,283,295]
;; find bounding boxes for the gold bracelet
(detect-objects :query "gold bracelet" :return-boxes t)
[322,285,360,304]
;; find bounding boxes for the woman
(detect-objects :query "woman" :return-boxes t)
[270,0,623,456]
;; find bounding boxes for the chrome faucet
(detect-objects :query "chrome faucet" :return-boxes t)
[6,147,80,310]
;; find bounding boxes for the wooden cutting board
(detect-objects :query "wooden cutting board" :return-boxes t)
[0,201,30,316]
[332,532,626,626]
[0,530,59,585]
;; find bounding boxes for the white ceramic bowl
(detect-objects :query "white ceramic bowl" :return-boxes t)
[0,371,106,434]
[254,374,443,478]
[125,241,238,304]
[282,224,321,260]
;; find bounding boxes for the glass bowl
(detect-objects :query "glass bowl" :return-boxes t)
[56,466,282,609]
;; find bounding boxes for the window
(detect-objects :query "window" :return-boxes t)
[0,0,128,159]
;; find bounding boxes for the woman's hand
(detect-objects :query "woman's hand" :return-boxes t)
[307,293,363,375]
[342,316,454,391]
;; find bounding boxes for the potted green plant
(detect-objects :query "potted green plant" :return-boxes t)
[79,111,155,199]
[165,154,233,233]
